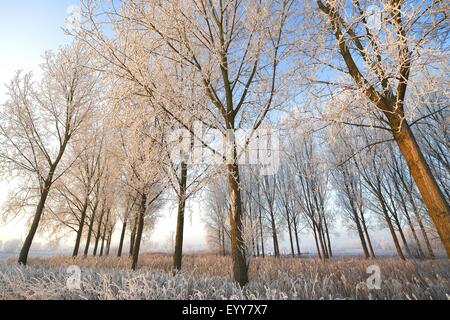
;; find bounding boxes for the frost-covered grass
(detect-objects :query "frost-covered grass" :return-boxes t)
[0,254,448,300]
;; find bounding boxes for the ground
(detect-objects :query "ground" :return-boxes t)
[0,254,449,300]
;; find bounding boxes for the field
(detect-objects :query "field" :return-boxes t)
[0,254,449,300]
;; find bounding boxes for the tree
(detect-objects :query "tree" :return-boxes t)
[74,0,294,286]
[112,95,166,269]
[330,131,376,259]
[0,43,100,265]
[308,0,450,255]
[286,128,333,259]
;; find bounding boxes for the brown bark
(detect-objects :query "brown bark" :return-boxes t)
[269,210,280,257]
[392,121,450,256]
[257,186,265,258]
[117,221,127,257]
[227,162,248,286]
[391,211,412,257]
[360,211,376,258]
[323,213,333,257]
[18,180,51,265]
[129,213,138,257]
[173,161,187,270]
[378,191,405,260]
[285,207,295,257]
[72,197,89,257]
[93,208,105,256]
[99,211,109,257]
[83,202,97,257]
[131,194,147,270]
[293,215,301,256]
[410,198,435,258]
[312,223,322,259]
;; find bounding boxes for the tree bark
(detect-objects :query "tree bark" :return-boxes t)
[105,231,111,256]
[222,226,226,256]
[227,162,248,286]
[378,191,405,260]
[391,213,412,257]
[360,211,375,258]
[391,120,450,257]
[131,194,147,271]
[356,215,370,259]
[84,202,97,257]
[323,214,332,257]
[18,180,51,265]
[93,208,105,256]
[258,191,265,258]
[117,221,127,257]
[312,223,322,259]
[285,206,295,257]
[293,215,301,256]
[100,212,108,257]
[129,213,138,257]
[269,210,280,257]
[73,197,89,257]
[411,198,435,258]
[173,161,187,270]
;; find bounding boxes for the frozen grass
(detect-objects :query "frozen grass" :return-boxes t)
[0,254,449,300]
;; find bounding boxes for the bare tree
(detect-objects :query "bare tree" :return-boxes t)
[0,43,100,265]
[306,0,450,255]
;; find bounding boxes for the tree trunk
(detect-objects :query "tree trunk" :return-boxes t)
[131,194,147,271]
[100,212,108,257]
[173,161,188,270]
[255,227,260,257]
[360,211,375,258]
[84,203,97,257]
[117,221,127,257]
[93,208,105,256]
[18,180,51,265]
[99,234,105,257]
[319,226,329,259]
[293,216,301,256]
[258,195,265,258]
[269,210,280,257]
[129,213,138,257]
[227,162,248,286]
[323,214,332,257]
[222,226,226,256]
[378,191,405,260]
[392,120,450,257]
[349,195,369,259]
[410,195,435,258]
[355,214,370,259]
[405,212,424,257]
[391,213,412,257]
[105,232,111,256]
[73,197,89,257]
[393,174,424,257]
[312,223,322,259]
[285,207,295,257]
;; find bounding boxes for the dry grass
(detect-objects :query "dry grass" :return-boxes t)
[0,254,448,300]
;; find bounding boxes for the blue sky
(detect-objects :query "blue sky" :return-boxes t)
[0,0,80,100]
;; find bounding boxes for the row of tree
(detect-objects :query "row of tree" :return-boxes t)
[0,1,448,287]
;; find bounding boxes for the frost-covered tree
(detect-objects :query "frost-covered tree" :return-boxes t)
[300,0,450,255]
[74,0,294,285]
[0,43,102,265]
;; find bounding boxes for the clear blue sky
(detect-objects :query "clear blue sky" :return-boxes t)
[0,0,81,100]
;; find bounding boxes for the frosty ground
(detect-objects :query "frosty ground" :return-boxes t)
[0,254,448,300]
